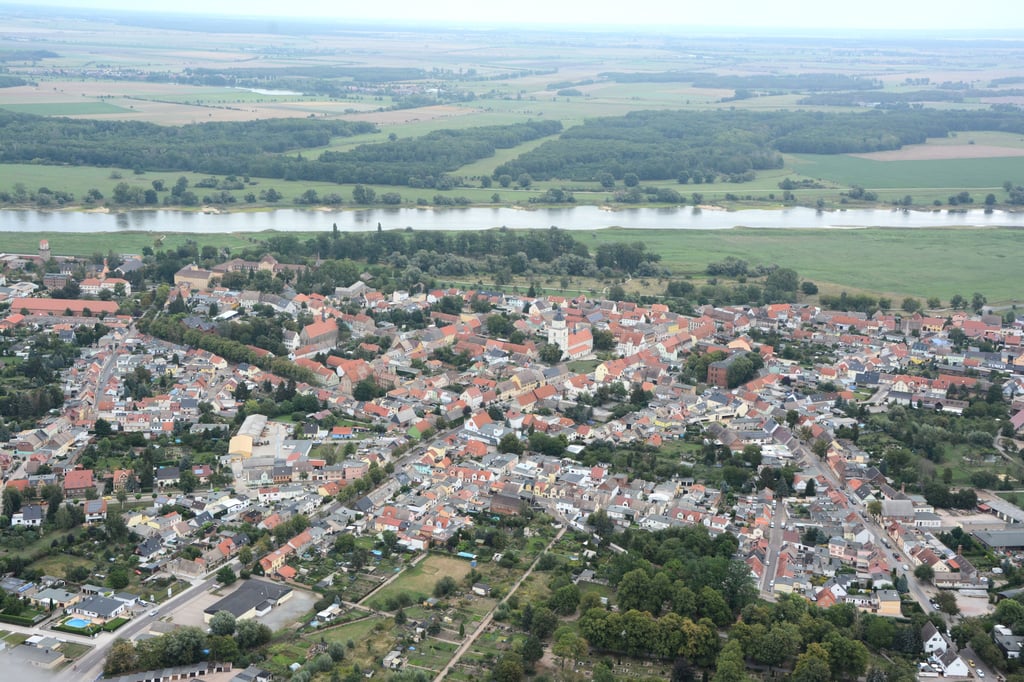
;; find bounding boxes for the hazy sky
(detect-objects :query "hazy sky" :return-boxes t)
[11,0,1024,31]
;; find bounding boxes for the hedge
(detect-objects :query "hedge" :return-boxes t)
[0,612,40,626]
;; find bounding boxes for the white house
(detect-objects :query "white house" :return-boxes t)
[73,595,129,621]
[934,648,969,678]
[922,621,948,654]
[12,505,44,527]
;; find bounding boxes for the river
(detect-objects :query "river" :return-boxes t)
[2,206,1023,233]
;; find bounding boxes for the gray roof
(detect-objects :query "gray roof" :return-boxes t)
[203,580,291,617]
[974,528,1024,549]
[76,594,124,618]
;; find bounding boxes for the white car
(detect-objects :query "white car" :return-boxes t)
[149,609,159,617]
[977,670,985,678]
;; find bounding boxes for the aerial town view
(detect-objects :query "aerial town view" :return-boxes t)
[1,2,1024,682]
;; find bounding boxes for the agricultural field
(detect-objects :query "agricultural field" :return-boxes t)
[790,152,1024,190]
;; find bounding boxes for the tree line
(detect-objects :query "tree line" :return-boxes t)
[598,72,881,92]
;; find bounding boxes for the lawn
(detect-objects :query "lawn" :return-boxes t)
[367,554,472,609]
[320,616,390,646]
[29,553,95,578]
[59,642,92,660]
[404,638,460,672]
[2,631,30,645]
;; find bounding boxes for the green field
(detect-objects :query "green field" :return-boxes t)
[0,101,131,115]
[367,554,472,608]
[791,153,1024,190]
[587,226,1024,303]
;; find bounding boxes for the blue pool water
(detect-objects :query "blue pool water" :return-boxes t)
[65,618,91,628]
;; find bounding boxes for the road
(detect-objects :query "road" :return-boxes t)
[433,525,566,681]
[799,442,936,611]
[760,504,788,595]
[56,568,227,682]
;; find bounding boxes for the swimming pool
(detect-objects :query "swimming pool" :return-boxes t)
[65,617,91,628]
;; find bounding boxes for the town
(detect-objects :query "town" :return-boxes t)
[1,235,1024,682]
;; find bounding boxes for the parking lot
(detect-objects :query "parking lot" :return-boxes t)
[167,585,226,628]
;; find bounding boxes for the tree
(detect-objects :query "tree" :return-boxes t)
[208,635,239,664]
[971,292,987,313]
[498,433,523,454]
[434,575,458,598]
[107,566,131,590]
[491,651,524,682]
[94,418,113,437]
[901,298,921,313]
[178,469,198,494]
[698,585,733,626]
[549,584,581,616]
[935,590,960,616]
[352,184,376,205]
[552,630,588,669]
[2,488,21,519]
[327,641,346,662]
[864,615,896,649]
[623,172,639,187]
[235,619,272,648]
[801,281,819,295]
[209,610,237,636]
[754,622,801,670]
[104,638,138,676]
[914,563,935,584]
[216,565,237,585]
[520,635,543,671]
[539,343,563,364]
[867,500,882,518]
[160,627,207,667]
[529,606,558,640]
[824,631,869,680]
[712,640,750,682]
[791,643,832,682]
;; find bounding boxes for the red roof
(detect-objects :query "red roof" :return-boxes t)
[64,469,94,491]
[12,297,119,315]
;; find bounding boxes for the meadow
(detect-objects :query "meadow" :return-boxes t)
[790,153,1024,191]
[366,554,472,609]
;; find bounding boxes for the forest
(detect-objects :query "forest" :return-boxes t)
[5,106,1024,191]
[0,111,376,175]
[316,120,562,186]
[492,108,1024,182]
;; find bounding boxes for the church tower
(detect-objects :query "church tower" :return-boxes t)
[547,308,569,351]
[39,239,51,261]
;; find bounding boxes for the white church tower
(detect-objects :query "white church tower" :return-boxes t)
[547,307,569,351]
